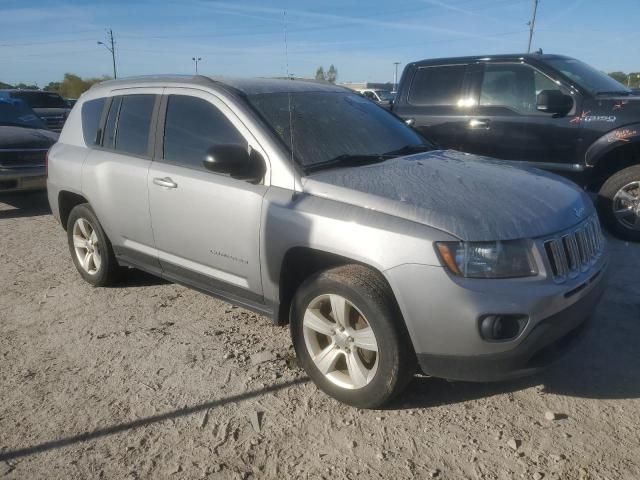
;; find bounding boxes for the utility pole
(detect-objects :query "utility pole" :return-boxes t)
[526,0,539,54]
[393,62,401,93]
[97,29,117,79]
[192,57,202,74]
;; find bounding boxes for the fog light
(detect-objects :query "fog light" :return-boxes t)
[479,315,528,341]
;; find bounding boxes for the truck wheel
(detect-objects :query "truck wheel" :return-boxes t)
[290,265,416,408]
[66,204,121,286]
[597,165,640,242]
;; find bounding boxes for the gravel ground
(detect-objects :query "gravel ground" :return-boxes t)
[0,191,639,480]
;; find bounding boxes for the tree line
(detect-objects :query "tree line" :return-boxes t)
[0,73,111,98]
[607,72,640,89]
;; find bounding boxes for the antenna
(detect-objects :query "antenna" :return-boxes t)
[283,10,297,198]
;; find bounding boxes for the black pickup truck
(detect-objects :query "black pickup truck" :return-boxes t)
[392,53,640,241]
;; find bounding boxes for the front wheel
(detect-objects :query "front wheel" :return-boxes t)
[290,265,416,408]
[597,165,640,242]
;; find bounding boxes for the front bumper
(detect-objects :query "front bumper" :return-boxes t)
[0,168,46,192]
[385,252,608,382]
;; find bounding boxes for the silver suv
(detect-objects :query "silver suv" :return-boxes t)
[47,76,608,408]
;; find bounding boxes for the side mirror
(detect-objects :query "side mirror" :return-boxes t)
[536,90,573,117]
[203,144,265,182]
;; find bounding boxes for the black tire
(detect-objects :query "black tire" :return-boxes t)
[597,165,640,242]
[66,203,121,286]
[290,264,416,408]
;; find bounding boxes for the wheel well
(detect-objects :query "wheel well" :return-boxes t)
[58,191,88,230]
[590,142,640,191]
[276,247,399,326]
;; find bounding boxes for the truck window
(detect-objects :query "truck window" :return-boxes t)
[162,95,247,171]
[408,65,466,106]
[480,64,562,114]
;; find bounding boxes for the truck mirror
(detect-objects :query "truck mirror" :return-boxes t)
[536,90,573,117]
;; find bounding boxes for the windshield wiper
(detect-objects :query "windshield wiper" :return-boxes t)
[596,90,631,96]
[306,154,390,173]
[382,144,433,156]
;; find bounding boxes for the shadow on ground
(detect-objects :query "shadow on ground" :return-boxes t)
[0,191,50,219]
[0,378,309,462]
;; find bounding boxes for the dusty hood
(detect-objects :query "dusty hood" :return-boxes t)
[303,150,594,241]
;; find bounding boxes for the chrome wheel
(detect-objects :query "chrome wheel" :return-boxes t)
[613,180,640,231]
[72,218,102,275]
[302,294,379,390]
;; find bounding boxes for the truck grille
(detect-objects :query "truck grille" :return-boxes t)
[0,149,47,168]
[543,215,605,283]
[41,115,65,132]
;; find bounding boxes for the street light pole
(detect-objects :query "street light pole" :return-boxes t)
[97,29,117,79]
[393,62,401,93]
[192,57,202,75]
[526,0,539,54]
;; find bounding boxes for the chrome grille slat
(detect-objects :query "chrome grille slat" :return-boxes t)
[543,215,604,283]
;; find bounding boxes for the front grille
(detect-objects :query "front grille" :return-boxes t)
[543,215,605,283]
[0,149,47,168]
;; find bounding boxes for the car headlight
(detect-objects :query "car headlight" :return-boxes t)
[435,240,537,278]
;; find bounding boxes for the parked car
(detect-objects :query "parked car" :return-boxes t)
[47,76,607,408]
[65,98,78,108]
[631,88,640,96]
[392,53,640,241]
[0,89,70,132]
[0,98,57,192]
[358,88,395,107]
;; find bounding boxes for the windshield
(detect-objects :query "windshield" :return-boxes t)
[0,100,47,129]
[545,58,630,94]
[10,91,69,109]
[247,91,430,170]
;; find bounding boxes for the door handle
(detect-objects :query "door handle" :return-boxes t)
[469,118,491,129]
[153,177,178,189]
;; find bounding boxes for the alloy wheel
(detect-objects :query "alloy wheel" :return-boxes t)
[613,180,640,231]
[72,218,102,275]
[302,294,379,390]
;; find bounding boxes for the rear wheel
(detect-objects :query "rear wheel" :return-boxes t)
[290,265,416,408]
[597,165,640,241]
[66,204,121,286]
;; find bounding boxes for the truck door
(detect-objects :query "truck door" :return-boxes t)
[464,62,582,170]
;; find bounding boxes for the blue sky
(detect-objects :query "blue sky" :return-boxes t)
[0,0,638,86]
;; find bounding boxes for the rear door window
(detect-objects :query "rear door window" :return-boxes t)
[101,94,156,156]
[408,65,466,106]
[162,95,247,171]
[81,98,106,146]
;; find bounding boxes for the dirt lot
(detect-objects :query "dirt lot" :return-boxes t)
[0,192,639,480]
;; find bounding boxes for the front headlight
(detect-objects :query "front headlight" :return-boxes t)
[435,240,537,278]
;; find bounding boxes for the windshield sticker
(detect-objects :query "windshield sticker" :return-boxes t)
[571,111,617,123]
[607,128,637,143]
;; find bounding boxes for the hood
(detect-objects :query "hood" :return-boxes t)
[0,126,58,149]
[303,150,594,241]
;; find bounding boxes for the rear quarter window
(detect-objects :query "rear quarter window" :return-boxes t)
[81,98,106,146]
[408,65,466,106]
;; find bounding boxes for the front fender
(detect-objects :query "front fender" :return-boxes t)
[260,186,456,305]
[585,123,640,167]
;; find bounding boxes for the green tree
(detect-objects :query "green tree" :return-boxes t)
[0,81,12,89]
[315,66,326,81]
[628,72,640,88]
[57,73,111,98]
[326,65,338,84]
[14,83,39,90]
[44,81,61,92]
[608,71,628,85]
